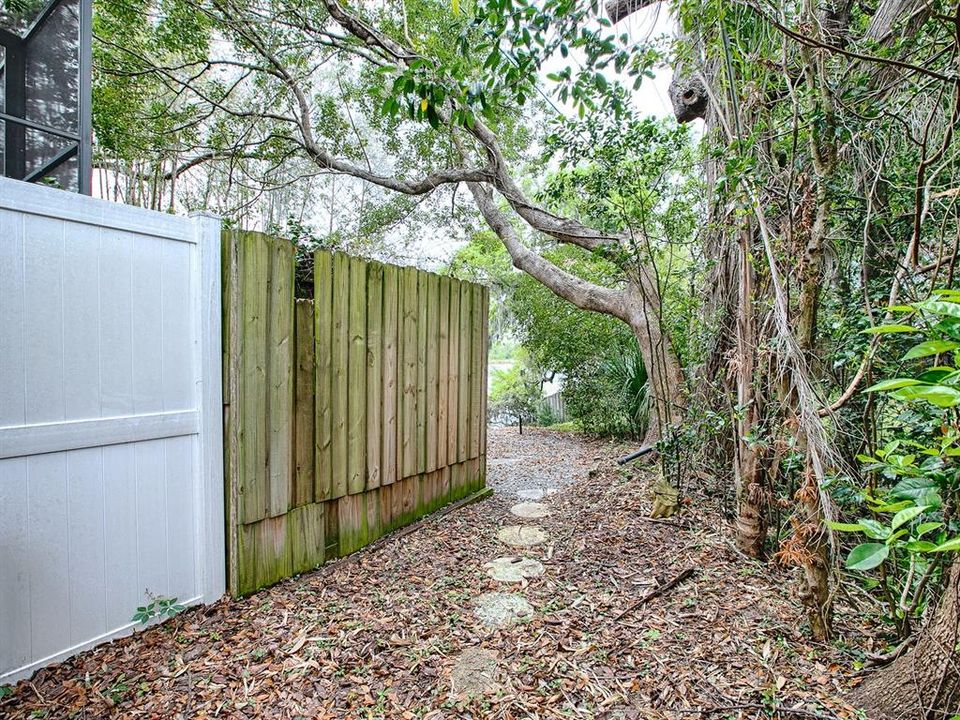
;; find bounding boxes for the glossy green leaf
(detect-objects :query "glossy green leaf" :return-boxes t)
[861,324,916,334]
[914,300,960,319]
[846,543,889,571]
[891,505,929,531]
[933,537,960,552]
[917,522,943,537]
[902,340,960,361]
[891,477,938,500]
[826,521,866,533]
[890,384,960,407]
[864,378,923,393]
[857,518,890,540]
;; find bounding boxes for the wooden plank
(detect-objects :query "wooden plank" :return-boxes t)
[365,487,382,545]
[425,273,440,473]
[337,493,367,555]
[366,263,384,490]
[221,231,239,596]
[289,502,324,575]
[347,256,367,495]
[331,253,350,499]
[266,237,295,517]
[381,265,399,486]
[256,515,291,592]
[436,277,450,471]
[293,300,315,507]
[390,476,404,529]
[469,284,484,460]
[240,233,268,524]
[401,267,418,478]
[479,287,490,481]
[446,279,460,464]
[379,483,394,533]
[314,251,333,500]
[457,281,471,463]
[238,514,291,596]
[324,499,340,558]
[416,271,428,474]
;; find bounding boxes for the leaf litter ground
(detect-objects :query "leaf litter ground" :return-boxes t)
[1,428,870,719]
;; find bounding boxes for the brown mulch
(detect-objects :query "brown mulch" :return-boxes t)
[0,428,869,719]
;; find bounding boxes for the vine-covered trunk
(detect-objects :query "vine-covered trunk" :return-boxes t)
[735,228,768,557]
[850,562,960,718]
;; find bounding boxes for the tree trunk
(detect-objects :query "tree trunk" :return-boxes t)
[734,227,768,557]
[850,562,960,719]
[625,279,685,446]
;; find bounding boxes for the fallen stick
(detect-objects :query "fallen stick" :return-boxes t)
[613,567,697,621]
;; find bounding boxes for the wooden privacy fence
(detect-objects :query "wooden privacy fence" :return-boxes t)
[223,232,489,596]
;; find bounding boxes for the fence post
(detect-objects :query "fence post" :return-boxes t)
[191,212,225,603]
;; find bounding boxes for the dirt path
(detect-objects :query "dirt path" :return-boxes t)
[1,428,863,719]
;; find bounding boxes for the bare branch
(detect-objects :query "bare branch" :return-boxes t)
[467,182,629,319]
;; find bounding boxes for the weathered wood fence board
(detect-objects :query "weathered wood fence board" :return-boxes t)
[224,232,488,596]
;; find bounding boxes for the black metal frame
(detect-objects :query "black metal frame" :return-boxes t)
[1,0,92,194]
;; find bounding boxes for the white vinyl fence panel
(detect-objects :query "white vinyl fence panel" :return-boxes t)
[0,178,224,683]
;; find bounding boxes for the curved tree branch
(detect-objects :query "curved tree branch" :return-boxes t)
[467,182,629,320]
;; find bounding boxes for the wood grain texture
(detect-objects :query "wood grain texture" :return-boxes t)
[381,265,399,486]
[293,300,315,508]
[366,263,384,491]
[331,253,350,499]
[457,281,471,463]
[401,267,418,479]
[446,280,461,464]
[425,273,440,474]
[347,256,367,495]
[314,251,333,500]
[266,237,294,517]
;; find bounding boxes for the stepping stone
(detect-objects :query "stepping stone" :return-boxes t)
[484,557,545,582]
[516,488,557,500]
[510,501,550,519]
[473,592,534,628]
[451,647,502,697]
[497,525,549,547]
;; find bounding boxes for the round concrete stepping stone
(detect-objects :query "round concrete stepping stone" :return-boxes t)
[473,592,534,628]
[497,525,549,547]
[510,501,550,519]
[516,488,557,501]
[451,647,502,697]
[484,556,545,582]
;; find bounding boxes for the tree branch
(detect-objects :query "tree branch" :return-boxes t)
[467,182,628,319]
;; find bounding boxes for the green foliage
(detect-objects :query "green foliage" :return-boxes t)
[832,296,960,632]
[93,0,210,164]
[132,596,185,625]
[488,355,541,427]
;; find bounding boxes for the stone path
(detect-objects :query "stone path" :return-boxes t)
[452,428,581,697]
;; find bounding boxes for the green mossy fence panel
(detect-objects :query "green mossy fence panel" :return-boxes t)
[314,251,334,501]
[223,231,489,597]
[293,300,315,508]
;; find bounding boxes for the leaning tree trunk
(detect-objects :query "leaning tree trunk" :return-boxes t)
[849,561,960,719]
[625,277,685,446]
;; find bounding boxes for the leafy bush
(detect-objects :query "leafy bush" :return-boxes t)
[830,292,960,634]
